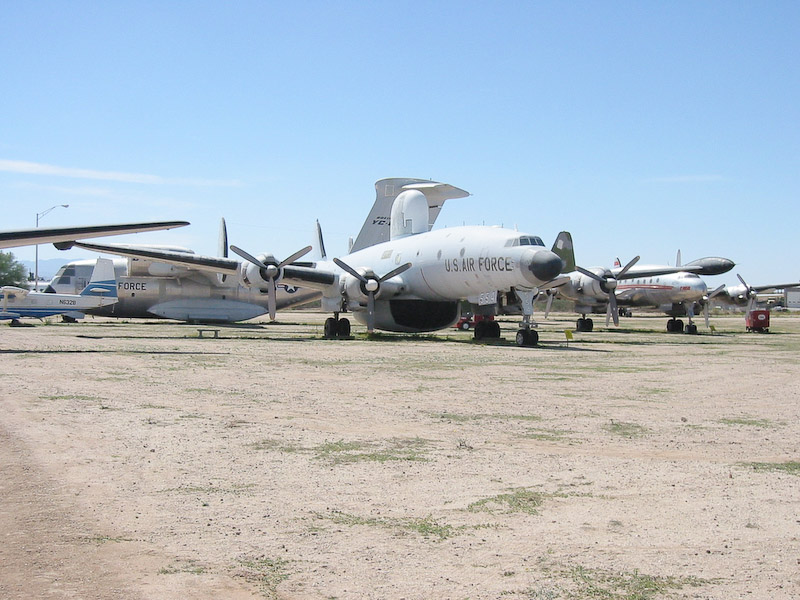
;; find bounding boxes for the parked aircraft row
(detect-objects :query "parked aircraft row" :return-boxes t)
[8,180,795,344]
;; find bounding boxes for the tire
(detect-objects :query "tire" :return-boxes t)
[337,318,351,337]
[516,330,527,346]
[585,318,594,332]
[474,321,487,340]
[324,317,337,338]
[489,321,501,338]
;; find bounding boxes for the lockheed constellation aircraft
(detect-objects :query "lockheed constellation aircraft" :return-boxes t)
[547,232,734,333]
[57,178,566,345]
[713,274,800,311]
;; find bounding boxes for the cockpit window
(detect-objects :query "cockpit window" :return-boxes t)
[508,236,545,247]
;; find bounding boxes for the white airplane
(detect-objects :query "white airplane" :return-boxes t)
[713,275,800,311]
[548,232,734,334]
[56,178,566,345]
[0,220,188,249]
[1,258,117,322]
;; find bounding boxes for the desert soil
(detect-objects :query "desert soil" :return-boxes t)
[1,311,799,599]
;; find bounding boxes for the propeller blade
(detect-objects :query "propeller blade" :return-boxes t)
[608,292,620,326]
[230,245,268,269]
[616,256,640,279]
[379,262,412,283]
[367,292,376,332]
[544,292,554,319]
[333,258,367,283]
[278,245,312,268]
[704,301,710,328]
[268,279,277,321]
[576,266,605,283]
[736,273,748,288]
[708,284,726,299]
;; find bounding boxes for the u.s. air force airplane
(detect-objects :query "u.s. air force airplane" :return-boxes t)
[1,258,117,322]
[46,219,318,322]
[57,178,565,345]
[548,232,734,333]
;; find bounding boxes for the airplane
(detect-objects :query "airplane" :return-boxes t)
[55,178,566,345]
[0,220,189,249]
[44,179,473,323]
[1,258,117,322]
[44,219,319,323]
[712,275,800,311]
[547,232,734,334]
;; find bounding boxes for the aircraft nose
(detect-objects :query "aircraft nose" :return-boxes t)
[523,249,564,284]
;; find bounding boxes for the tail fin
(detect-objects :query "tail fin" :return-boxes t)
[315,220,327,260]
[349,178,469,253]
[551,231,575,274]
[218,218,229,283]
[80,258,117,298]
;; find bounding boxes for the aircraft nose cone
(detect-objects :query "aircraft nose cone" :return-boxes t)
[524,250,564,284]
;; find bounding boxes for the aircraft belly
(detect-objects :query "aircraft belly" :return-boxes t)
[149,299,266,322]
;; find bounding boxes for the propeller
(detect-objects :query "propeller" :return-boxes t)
[333,258,411,332]
[230,244,312,320]
[736,274,758,312]
[575,256,640,326]
[702,284,726,328]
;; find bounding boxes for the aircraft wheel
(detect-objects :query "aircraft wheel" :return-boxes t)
[675,319,684,332]
[324,317,337,339]
[489,321,501,338]
[337,318,351,337]
[516,330,527,346]
[686,324,698,335]
[474,321,487,340]
[585,318,594,332]
[576,318,585,332]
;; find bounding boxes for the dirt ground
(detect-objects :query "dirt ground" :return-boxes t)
[1,311,799,599]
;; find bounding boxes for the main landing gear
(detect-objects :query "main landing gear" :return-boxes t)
[323,314,351,339]
[666,318,698,334]
[473,319,501,341]
[575,317,594,332]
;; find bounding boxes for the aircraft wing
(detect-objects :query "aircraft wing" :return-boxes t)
[57,241,241,275]
[1,286,30,297]
[613,265,704,279]
[0,220,189,249]
[752,282,800,292]
[59,240,339,290]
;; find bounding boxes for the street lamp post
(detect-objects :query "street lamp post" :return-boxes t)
[34,204,69,290]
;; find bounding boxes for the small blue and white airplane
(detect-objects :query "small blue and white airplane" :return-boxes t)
[1,258,118,322]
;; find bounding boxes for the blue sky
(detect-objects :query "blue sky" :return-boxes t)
[2,2,798,285]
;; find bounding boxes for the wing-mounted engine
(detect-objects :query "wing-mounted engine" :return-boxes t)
[333,258,411,332]
[231,245,313,320]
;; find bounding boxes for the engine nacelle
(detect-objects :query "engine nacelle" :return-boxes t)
[238,256,280,289]
[341,269,405,308]
[576,268,611,299]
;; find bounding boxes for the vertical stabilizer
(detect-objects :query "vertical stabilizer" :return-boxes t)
[349,178,469,253]
[80,258,117,297]
[551,231,575,274]
[315,220,327,260]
